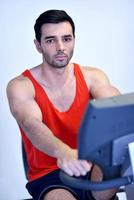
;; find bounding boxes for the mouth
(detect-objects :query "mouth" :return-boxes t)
[55,54,67,61]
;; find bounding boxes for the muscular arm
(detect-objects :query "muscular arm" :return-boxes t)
[89,67,120,98]
[7,77,64,156]
[82,67,120,199]
[82,66,120,99]
[7,76,91,176]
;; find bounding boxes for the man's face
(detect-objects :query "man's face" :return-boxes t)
[37,22,75,68]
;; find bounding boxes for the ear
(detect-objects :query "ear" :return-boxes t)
[34,39,42,53]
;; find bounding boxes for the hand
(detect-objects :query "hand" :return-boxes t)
[57,148,92,177]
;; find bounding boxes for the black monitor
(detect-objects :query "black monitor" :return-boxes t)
[60,93,134,191]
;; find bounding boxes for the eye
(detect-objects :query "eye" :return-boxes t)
[63,37,72,42]
[46,39,55,44]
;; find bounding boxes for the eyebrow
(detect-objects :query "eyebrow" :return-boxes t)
[44,36,55,40]
[44,34,73,40]
[63,34,73,37]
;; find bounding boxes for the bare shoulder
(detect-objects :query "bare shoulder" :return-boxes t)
[79,65,120,98]
[79,65,110,91]
[7,75,35,99]
[6,74,42,121]
[80,65,110,83]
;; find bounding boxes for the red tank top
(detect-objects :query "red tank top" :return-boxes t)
[20,63,90,181]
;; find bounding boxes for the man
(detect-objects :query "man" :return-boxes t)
[7,10,120,200]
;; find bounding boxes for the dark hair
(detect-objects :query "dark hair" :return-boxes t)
[34,9,75,42]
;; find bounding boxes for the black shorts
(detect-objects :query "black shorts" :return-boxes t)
[26,169,95,200]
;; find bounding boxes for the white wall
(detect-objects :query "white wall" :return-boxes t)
[1,0,134,199]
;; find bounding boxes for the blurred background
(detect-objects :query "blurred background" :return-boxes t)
[1,0,134,199]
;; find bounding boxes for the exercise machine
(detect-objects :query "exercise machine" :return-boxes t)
[60,93,134,200]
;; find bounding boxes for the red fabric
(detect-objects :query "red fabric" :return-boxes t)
[20,63,90,181]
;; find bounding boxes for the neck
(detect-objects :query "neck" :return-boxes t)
[40,62,74,89]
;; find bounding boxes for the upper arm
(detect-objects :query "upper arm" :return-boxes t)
[6,76,42,127]
[82,66,120,99]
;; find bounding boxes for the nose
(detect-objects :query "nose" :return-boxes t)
[56,40,65,52]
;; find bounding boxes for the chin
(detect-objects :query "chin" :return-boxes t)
[52,61,69,69]
[54,65,66,69]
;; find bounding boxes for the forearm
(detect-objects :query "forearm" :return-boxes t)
[20,117,70,158]
[20,117,92,176]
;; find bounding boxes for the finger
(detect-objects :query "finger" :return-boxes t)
[80,160,92,171]
[62,159,84,176]
[67,161,82,176]
[72,160,89,176]
[70,160,92,176]
[60,163,74,176]
[59,159,80,176]
[66,160,88,176]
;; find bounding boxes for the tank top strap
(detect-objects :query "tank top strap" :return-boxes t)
[73,63,89,92]
[22,69,47,100]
